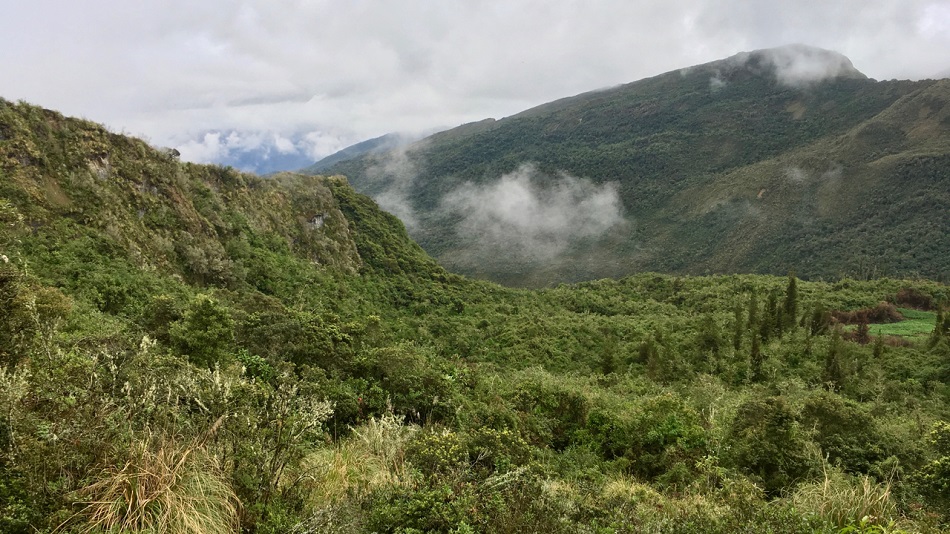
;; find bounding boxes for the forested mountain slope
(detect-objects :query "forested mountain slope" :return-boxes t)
[320,46,950,286]
[2,98,950,533]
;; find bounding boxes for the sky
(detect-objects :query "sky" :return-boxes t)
[2,0,949,172]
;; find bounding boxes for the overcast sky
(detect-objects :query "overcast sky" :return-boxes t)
[2,0,949,169]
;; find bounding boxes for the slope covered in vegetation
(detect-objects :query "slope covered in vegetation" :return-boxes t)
[320,46,950,287]
[2,98,950,533]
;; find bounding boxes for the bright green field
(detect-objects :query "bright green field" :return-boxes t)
[868,308,937,338]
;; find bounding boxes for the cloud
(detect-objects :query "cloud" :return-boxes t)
[441,164,626,262]
[1,0,949,164]
[176,129,345,174]
[745,45,864,87]
[361,142,429,231]
[784,166,809,183]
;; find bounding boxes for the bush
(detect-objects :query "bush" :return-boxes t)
[801,392,887,473]
[722,396,815,496]
[169,294,235,368]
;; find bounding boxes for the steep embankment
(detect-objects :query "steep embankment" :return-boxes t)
[319,46,950,286]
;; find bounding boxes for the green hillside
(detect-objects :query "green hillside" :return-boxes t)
[3,98,950,533]
[321,46,950,287]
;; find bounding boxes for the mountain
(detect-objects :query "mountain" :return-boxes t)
[301,132,418,174]
[318,45,950,287]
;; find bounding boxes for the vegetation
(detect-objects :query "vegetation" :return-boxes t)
[2,97,950,533]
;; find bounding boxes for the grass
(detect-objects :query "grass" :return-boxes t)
[790,466,903,531]
[868,308,936,338]
[300,412,417,506]
[63,433,238,534]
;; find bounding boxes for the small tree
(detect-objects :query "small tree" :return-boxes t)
[695,314,722,372]
[782,271,799,332]
[761,291,778,342]
[929,311,949,349]
[916,421,950,514]
[746,289,759,332]
[823,328,845,392]
[750,333,764,383]
[732,300,744,352]
[723,397,814,496]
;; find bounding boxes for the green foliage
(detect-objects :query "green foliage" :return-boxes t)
[784,271,800,332]
[801,392,888,473]
[723,397,815,496]
[824,328,847,392]
[405,429,467,478]
[169,294,235,368]
[1,98,947,531]
[915,421,950,515]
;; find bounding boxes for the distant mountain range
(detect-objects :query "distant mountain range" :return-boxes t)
[308,45,950,287]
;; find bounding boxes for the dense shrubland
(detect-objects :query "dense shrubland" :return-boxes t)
[2,99,950,533]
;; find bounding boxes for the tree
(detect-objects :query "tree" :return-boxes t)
[823,328,845,392]
[930,311,949,349]
[761,291,778,342]
[746,289,759,332]
[916,421,950,514]
[695,314,722,372]
[732,299,744,352]
[809,304,830,336]
[782,271,799,332]
[853,318,871,345]
[723,397,814,496]
[750,333,764,383]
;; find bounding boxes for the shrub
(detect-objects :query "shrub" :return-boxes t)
[722,396,815,496]
[169,294,235,368]
[406,429,467,479]
[801,392,887,473]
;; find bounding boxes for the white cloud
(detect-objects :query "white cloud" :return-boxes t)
[441,164,626,261]
[1,0,948,165]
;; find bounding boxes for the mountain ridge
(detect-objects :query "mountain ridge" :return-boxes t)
[315,45,950,286]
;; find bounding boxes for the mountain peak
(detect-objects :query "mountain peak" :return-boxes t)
[723,44,866,86]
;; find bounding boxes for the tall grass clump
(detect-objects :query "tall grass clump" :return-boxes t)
[64,432,238,534]
[303,411,417,505]
[790,465,904,531]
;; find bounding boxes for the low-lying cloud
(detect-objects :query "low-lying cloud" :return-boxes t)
[731,44,864,87]
[441,164,626,262]
[363,142,427,231]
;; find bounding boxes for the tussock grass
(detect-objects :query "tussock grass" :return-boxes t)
[301,412,417,505]
[63,429,238,534]
[791,466,899,530]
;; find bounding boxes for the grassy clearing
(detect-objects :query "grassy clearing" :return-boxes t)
[868,308,936,338]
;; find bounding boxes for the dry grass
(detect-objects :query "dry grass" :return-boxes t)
[62,428,238,534]
[300,412,417,506]
[791,465,899,530]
